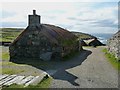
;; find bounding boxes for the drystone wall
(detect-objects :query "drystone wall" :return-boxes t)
[107,31,120,59]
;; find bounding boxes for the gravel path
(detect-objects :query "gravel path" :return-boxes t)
[50,46,118,88]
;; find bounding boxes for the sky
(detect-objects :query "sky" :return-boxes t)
[0,0,119,34]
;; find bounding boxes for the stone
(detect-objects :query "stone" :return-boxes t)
[40,52,53,61]
[107,31,120,59]
[46,70,57,76]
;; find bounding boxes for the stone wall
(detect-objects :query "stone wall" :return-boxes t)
[107,31,120,59]
[10,30,54,61]
[9,26,81,61]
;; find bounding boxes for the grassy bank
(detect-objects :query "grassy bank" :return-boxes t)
[2,52,10,61]
[102,48,120,70]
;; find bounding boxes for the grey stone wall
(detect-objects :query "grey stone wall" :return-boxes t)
[9,27,81,61]
[107,31,120,59]
[10,29,53,61]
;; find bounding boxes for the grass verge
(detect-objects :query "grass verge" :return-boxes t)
[2,52,10,61]
[102,48,120,70]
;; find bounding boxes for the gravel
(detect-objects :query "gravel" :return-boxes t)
[50,46,118,88]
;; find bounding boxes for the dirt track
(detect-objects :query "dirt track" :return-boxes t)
[1,46,118,88]
[50,46,118,88]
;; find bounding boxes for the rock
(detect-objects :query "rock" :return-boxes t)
[45,70,57,76]
[107,31,120,59]
[40,52,53,61]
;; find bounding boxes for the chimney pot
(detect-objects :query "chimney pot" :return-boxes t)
[33,10,36,15]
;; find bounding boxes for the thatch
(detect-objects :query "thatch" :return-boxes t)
[11,24,78,47]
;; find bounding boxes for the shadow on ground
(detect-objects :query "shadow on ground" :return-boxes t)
[10,49,92,86]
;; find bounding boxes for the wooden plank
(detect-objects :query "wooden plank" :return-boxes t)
[4,76,25,86]
[0,75,9,81]
[46,70,57,76]
[17,76,34,85]
[25,76,39,87]
[0,75,17,85]
[27,72,48,86]
[14,76,25,84]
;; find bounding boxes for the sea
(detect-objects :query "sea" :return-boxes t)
[90,33,114,44]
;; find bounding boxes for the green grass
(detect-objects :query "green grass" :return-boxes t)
[1,61,27,66]
[2,52,10,61]
[28,76,52,88]
[1,68,25,74]
[0,28,23,42]
[102,48,120,70]
[2,77,52,89]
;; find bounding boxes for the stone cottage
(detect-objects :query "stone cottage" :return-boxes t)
[9,10,81,61]
[107,30,120,59]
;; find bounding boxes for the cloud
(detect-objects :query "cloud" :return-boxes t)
[2,11,16,18]
[2,22,26,27]
[1,2,118,34]
[91,19,117,28]
[1,0,119,2]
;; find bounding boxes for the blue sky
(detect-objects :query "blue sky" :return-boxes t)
[0,1,119,34]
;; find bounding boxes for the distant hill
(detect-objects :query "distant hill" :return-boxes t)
[1,28,96,43]
[0,28,24,42]
[71,31,96,40]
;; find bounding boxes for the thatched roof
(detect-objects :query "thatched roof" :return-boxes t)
[11,24,78,46]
